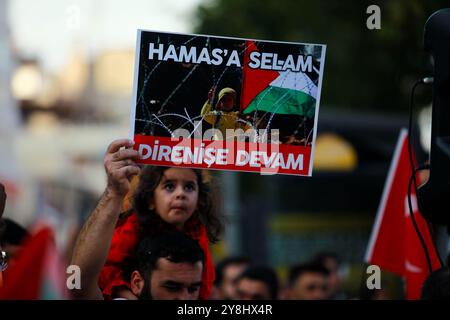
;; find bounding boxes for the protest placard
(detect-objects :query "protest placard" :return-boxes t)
[130,30,326,176]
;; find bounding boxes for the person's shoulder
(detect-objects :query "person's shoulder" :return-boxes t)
[116,211,139,230]
[119,210,137,221]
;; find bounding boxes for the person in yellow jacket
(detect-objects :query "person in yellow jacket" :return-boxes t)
[201,86,250,140]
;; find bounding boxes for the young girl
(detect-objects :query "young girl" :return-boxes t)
[98,166,224,300]
[201,86,251,140]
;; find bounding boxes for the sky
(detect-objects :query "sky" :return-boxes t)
[8,0,205,71]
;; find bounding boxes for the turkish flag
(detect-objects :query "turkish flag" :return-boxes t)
[0,223,68,299]
[365,129,441,299]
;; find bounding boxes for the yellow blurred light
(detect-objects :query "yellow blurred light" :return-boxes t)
[11,64,43,100]
[94,50,134,95]
[313,133,358,171]
[59,52,89,100]
[27,112,59,134]
[36,75,60,108]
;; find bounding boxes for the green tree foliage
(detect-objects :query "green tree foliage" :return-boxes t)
[194,0,447,112]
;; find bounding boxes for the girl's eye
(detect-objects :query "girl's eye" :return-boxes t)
[184,183,196,192]
[164,183,175,191]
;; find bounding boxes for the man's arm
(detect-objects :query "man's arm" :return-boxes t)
[70,139,140,300]
[0,183,6,287]
[0,182,6,219]
[0,182,6,238]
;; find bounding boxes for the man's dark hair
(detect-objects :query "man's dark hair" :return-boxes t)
[0,218,29,246]
[135,230,204,300]
[237,266,279,300]
[136,230,204,272]
[288,262,330,288]
[421,267,450,300]
[215,256,250,286]
[311,252,341,268]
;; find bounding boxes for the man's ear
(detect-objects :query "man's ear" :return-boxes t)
[130,271,145,296]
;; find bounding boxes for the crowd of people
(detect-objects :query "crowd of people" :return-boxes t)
[1,139,450,300]
[211,254,343,300]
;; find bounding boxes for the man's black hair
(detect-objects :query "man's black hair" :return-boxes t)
[0,218,29,246]
[288,262,330,287]
[237,266,279,300]
[214,256,250,286]
[311,252,341,268]
[421,267,450,300]
[135,230,204,300]
[136,230,204,269]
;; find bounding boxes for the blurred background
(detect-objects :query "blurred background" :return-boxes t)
[0,0,448,299]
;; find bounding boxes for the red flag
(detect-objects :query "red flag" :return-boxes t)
[240,40,279,112]
[0,223,68,299]
[365,129,440,299]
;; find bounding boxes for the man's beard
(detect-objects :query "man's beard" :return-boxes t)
[138,275,153,300]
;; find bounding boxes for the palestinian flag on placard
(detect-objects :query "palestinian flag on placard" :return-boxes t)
[240,40,317,118]
[0,223,68,299]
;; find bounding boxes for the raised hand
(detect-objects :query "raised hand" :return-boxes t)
[103,139,141,197]
[208,86,217,103]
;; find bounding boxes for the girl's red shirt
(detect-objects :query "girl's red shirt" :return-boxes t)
[98,213,215,300]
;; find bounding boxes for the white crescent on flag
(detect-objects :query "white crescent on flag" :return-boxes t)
[405,260,422,273]
[404,194,418,217]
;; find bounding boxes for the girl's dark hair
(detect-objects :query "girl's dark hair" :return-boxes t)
[133,166,224,243]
